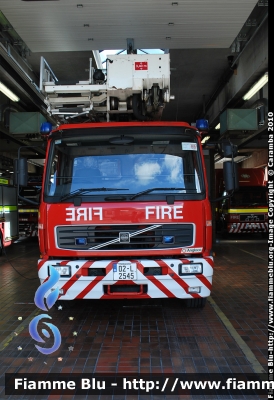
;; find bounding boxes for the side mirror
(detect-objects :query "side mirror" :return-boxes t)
[223,161,239,192]
[13,158,28,187]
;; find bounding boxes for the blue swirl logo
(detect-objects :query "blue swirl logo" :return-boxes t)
[29,266,61,355]
[34,267,60,311]
[29,314,61,354]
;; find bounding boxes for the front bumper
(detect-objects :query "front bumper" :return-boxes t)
[38,257,213,300]
[228,222,268,233]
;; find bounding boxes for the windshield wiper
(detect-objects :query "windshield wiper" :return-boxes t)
[61,188,129,201]
[130,187,186,200]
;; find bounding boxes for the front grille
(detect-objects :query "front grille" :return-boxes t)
[56,224,193,250]
[239,214,265,222]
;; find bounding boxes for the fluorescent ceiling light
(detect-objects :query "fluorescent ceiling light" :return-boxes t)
[214,155,252,164]
[243,72,268,101]
[201,136,210,144]
[215,123,220,129]
[0,82,20,102]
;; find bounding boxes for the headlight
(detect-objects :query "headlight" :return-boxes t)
[49,265,71,277]
[178,263,202,275]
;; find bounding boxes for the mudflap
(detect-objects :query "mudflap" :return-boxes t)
[186,298,207,308]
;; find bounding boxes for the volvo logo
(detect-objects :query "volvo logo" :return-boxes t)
[119,232,130,243]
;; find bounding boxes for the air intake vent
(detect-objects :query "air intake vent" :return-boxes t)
[56,224,193,251]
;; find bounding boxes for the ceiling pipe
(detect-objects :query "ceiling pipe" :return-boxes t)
[1,104,20,124]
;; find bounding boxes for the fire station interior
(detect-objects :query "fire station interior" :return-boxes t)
[0,1,269,399]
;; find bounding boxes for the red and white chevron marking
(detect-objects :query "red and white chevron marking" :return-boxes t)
[37,257,213,300]
[228,222,268,233]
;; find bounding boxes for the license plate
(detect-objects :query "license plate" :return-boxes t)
[113,262,137,280]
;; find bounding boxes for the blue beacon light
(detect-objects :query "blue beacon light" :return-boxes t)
[196,119,209,131]
[40,122,53,134]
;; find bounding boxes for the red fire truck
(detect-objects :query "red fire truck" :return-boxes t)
[0,178,19,255]
[18,177,41,238]
[215,167,268,235]
[16,53,236,307]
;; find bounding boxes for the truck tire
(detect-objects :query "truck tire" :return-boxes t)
[186,298,207,308]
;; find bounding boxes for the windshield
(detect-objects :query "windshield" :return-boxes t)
[222,186,268,207]
[230,187,268,207]
[44,127,205,200]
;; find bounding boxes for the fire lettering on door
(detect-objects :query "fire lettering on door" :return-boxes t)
[145,205,183,220]
[65,207,103,221]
